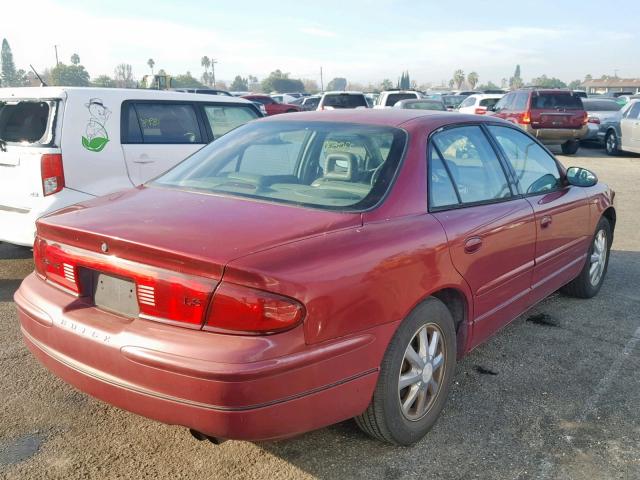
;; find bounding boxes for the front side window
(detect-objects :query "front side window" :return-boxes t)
[153,121,406,210]
[432,126,511,204]
[131,103,203,144]
[488,125,561,194]
[203,105,259,138]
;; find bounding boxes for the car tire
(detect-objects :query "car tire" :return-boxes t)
[354,297,457,446]
[605,130,619,156]
[561,140,580,155]
[561,217,612,299]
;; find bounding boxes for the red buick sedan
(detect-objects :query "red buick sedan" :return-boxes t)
[16,110,615,446]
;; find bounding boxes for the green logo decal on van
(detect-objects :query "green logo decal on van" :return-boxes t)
[82,98,112,152]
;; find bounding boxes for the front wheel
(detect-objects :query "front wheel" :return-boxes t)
[561,140,580,155]
[355,297,456,445]
[561,217,612,298]
[605,130,619,156]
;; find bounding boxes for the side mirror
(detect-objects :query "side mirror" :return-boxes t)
[566,166,598,187]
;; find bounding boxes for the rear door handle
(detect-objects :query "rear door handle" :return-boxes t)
[464,237,483,254]
[541,215,553,228]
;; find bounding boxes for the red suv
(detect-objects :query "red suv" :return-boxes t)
[241,95,301,116]
[491,89,588,154]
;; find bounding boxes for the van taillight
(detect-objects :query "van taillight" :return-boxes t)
[582,112,589,125]
[474,107,487,115]
[41,154,64,196]
[205,283,304,334]
[520,111,531,124]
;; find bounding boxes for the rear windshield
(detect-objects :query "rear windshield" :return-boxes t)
[479,98,501,108]
[323,94,367,109]
[581,99,622,112]
[0,100,54,144]
[403,101,445,111]
[442,95,465,107]
[153,121,407,211]
[531,93,583,110]
[385,93,418,106]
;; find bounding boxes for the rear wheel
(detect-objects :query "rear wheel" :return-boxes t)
[561,140,580,155]
[605,130,619,156]
[561,217,611,298]
[355,297,456,445]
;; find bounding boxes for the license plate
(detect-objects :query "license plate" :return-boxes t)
[92,272,139,318]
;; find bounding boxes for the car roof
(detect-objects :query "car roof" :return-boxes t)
[256,108,507,129]
[321,91,365,95]
[0,87,253,104]
[466,93,503,99]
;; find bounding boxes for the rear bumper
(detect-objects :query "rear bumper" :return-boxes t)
[0,188,93,246]
[16,273,395,441]
[524,125,588,144]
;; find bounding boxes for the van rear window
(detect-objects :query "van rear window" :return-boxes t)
[531,93,583,110]
[323,94,367,109]
[0,101,52,144]
[385,93,417,106]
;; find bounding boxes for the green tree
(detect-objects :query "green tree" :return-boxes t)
[509,65,523,89]
[467,71,479,89]
[584,74,593,82]
[261,70,304,93]
[1,38,18,86]
[229,75,249,91]
[453,69,465,90]
[70,53,80,65]
[327,77,347,91]
[114,63,135,88]
[50,63,90,86]
[172,71,204,88]
[477,80,500,91]
[529,74,566,89]
[247,75,260,92]
[147,58,155,76]
[201,56,211,86]
[381,78,393,90]
[302,78,319,94]
[397,71,411,90]
[92,74,115,87]
[568,79,582,90]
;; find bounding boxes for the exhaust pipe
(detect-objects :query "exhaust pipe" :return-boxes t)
[189,428,226,445]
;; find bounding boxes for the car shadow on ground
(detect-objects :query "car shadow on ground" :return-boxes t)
[256,249,640,480]
[0,279,23,303]
[0,243,33,261]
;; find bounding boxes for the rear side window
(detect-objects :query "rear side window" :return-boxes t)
[432,126,511,204]
[511,92,529,110]
[582,100,621,111]
[129,103,203,144]
[531,93,583,110]
[488,125,561,194]
[385,93,417,106]
[203,105,258,138]
[428,145,459,208]
[494,93,514,111]
[323,94,367,109]
[0,101,52,144]
[459,97,476,108]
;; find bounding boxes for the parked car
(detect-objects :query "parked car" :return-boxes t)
[17,109,615,446]
[580,98,622,142]
[491,89,588,154]
[173,88,233,96]
[452,90,479,97]
[0,87,261,247]
[241,94,301,115]
[393,99,446,111]
[599,99,640,155]
[457,94,504,115]
[481,89,507,94]
[365,93,379,108]
[291,95,321,111]
[317,91,368,110]
[270,93,298,105]
[441,95,467,111]
[572,90,588,99]
[375,90,423,108]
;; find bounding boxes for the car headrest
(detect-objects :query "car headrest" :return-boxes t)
[323,152,359,181]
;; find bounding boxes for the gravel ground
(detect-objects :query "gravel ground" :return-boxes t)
[1,146,639,480]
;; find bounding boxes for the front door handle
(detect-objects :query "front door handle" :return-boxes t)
[464,237,483,254]
[133,154,153,164]
[541,215,553,228]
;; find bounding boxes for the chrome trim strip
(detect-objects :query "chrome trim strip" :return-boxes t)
[0,204,30,214]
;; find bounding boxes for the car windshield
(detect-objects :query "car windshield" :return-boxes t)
[531,93,583,110]
[323,94,367,109]
[153,121,407,210]
[582,99,622,111]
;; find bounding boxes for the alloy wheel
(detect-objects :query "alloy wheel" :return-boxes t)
[589,229,607,286]
[398,323,446,421]
[606,133,616,154]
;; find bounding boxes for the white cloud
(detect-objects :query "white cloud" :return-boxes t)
[298,27,338,38]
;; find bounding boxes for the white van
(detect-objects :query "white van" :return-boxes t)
[0,87,261,246]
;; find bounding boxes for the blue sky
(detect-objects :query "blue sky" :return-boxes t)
[5,0,639,87]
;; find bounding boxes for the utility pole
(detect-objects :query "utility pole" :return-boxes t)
[54,45,59,66]
[320,66,324,92]
[211,58,218,87]
[614,69,619,78]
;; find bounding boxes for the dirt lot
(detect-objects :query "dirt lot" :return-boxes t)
[1,146,639,480]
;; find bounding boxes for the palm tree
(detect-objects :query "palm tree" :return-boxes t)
[147,58,155,76]
[453,70,465,90]
[70,53,80,65]
[468,71,479,89]
[201,56,211,85]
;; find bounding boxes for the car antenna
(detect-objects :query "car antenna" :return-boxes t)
[30,64,47,87]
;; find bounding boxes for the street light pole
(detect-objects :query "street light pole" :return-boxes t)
[211,59,218,88]
[54,45,59,66]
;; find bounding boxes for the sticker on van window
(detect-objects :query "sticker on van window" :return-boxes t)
[81,99,111,152]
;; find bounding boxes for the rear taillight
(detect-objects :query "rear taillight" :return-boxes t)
[41,154,65,196]
[205,283,304,334]
[37,241,80,294]
[582,112,589,125]
[474,107,487,115]
[588,117,600,124]
[519,111,531,125]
